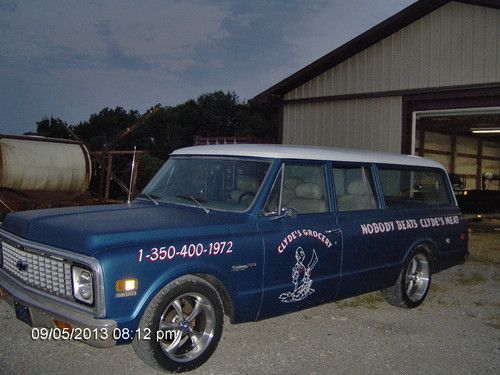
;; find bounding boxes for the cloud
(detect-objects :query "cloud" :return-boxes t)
[0,0,17,12]
[287,0,415,63]
[0,0,417,134]
[179,1,332,92]
[0,0,229,73]
[0,0,233,132]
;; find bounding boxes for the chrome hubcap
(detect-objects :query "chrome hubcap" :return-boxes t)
[158,292,215,362]
[405,252,430,302]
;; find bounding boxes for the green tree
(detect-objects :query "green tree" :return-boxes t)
[136,152,164,190]
[236,101,279,139]
[32,92,278,154]
[196,91,239,136]
[73,107,140,151]
[34,117,71,139]
[30,92,279,200]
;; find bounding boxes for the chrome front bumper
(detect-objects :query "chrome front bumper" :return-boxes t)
[0,271,117,348]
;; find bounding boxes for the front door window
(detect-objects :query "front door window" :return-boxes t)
[264,163,329,215]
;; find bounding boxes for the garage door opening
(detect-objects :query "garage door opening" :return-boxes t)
[412,107,500,192]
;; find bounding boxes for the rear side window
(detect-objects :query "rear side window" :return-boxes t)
[332,166,378,212]
[379,167,452,208]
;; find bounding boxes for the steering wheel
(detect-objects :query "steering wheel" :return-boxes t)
[238,192,255,204]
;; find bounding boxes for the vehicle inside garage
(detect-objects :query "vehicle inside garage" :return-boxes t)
[415,109,500,190]
[414,108,500,213]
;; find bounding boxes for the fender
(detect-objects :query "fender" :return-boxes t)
[401,236,439,269]
[119,262,237,335]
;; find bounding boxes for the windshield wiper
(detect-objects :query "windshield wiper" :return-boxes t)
[138,192,159,206]
[176,195,209,213]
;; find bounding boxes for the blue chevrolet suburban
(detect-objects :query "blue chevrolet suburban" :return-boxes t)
[0,145,468,372]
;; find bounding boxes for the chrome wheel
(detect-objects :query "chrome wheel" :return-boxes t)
[404,252,430,303]
[133,276,223,372]
[158,292,216,363]
[382,247,432,308]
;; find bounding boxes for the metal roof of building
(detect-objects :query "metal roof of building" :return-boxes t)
[252,0,499,103]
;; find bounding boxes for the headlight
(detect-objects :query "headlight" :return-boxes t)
[72,265,94,305]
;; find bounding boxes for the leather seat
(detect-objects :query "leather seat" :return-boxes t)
[281,176,302,206]
[337,180,371,211]
[333,168,346,199]
[229,175,259,203]
[288,182,326,213]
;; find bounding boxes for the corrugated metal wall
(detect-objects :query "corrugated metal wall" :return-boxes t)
[281,1,500,154]
[283,96,402,152]
[285,1,500,100]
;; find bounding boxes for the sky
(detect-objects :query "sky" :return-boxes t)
[0,0,415,135]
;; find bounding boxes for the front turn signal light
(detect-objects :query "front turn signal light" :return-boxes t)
[54,319,73,332]
[115,278,138,293]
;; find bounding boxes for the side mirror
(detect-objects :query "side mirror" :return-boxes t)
[283,206,298,219]
[268,206,298,220]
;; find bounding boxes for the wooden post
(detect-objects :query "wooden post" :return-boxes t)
[98,152,106,203]
[104,153,113,202]
[476,140,483,190]
[91,150,144,202]
[418,129,425,157]
[450,135,457,174]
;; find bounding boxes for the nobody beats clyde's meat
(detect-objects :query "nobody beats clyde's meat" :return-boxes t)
[361,215,460,235]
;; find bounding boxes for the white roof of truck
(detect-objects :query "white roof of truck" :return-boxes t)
[173,144,445,169]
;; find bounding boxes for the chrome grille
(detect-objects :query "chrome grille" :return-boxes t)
[1,241,73,298]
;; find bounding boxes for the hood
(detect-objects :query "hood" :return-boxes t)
[1,201,248,256]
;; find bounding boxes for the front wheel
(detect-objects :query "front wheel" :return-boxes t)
[382,247,431,308]
[132,275,224,372]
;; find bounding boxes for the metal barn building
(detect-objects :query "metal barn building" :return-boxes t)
[254,0,500,190]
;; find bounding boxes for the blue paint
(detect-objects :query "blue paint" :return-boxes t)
[0,153,468,345]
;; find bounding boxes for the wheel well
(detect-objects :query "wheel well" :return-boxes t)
[416,241,439,270]
[193,273,234,322]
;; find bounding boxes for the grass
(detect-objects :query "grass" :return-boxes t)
[468,232,500,264]
[427,283,448,297]
[435,299,458,307]
[336,293,384,310]
[486,313,500,330]
[425,284,447,304]
[455,272,486,286]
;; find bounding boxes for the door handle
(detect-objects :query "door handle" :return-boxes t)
[324,228,341,234]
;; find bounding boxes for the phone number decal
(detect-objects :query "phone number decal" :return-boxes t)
[138,241,233,263]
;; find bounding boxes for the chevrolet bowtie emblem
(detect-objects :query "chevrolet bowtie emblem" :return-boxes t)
[16,260,28,272]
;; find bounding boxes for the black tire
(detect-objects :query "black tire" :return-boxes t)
[382,246,432,308]
[132,275,224,373]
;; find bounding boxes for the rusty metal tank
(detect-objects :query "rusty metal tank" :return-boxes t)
[0,134,91,192]
[0,134,93,220]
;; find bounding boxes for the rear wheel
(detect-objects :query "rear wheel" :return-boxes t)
[382,247,431,308]
[132,275,223,372]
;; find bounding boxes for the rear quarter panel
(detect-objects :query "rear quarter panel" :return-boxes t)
[337,205,467,299]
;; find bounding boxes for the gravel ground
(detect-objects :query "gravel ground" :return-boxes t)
[0,245,498,374]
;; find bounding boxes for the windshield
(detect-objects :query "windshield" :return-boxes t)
[139,156,272,212]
